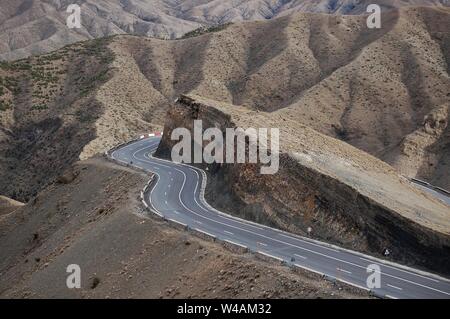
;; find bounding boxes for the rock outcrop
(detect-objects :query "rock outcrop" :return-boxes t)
[0,195,24,216]
[156,94,450,275]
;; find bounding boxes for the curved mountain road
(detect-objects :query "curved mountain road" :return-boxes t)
[110,137,450,299]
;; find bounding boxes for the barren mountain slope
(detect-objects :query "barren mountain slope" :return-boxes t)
[1,0,448,61]
[1,6,449,203]
[0,157,367,299]
[0,37,165,202]
[111,6,450,188]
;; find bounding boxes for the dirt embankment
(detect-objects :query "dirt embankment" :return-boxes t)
[0,195,24,216]
[0,157,367,299]
[156,95,450,276]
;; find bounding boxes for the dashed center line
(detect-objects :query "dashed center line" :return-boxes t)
[257,242,268,247]
[224,230,234,236]
[387,284,403,291]
[294,254,307,260]
[336,268,352,275]
[358,257,440,283]
[278,233,340,253]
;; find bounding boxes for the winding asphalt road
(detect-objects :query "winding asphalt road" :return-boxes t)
[111,137,450,299]
[411,181,450,206]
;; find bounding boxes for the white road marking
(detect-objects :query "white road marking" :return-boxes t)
[336,278,370,292]
[258,251,283,262]
[358,257,440,283]
[279,233,340,253]
[294,263,326,277]
[152,210,163,218]
[224,230,234,236]
[193,228,216,239]
[168,218,187,228]
[337,268,352,275]
[224,239,247,249]
[387,284,403,291]
[385,295,399,299]
[188,168,266,232]
[195,220,203,225]
[258,242,268,247]
[294,254,307,260]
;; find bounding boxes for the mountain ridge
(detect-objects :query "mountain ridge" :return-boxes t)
[1,0,449,61]
[0,6,449,202]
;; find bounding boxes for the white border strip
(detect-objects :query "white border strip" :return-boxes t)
[224,239,248,250]
[336,279,371,292]
[151,209,163,218]
[168,218,187,228]
[293,263,374,293]
[193,228,216,239]
[293,263,327,277]
[257,251,284,262]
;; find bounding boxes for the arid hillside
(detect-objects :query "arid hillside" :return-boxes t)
[1,0,448,60]
[0,195,23,216]
[1,6,449,203]
[100,6,450,190]
[0,37,167,202]
[0,157,368,299]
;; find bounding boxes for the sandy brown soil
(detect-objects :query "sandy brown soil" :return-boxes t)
[0,157,368,299]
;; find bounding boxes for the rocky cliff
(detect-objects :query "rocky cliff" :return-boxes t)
[156,94,450,275]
